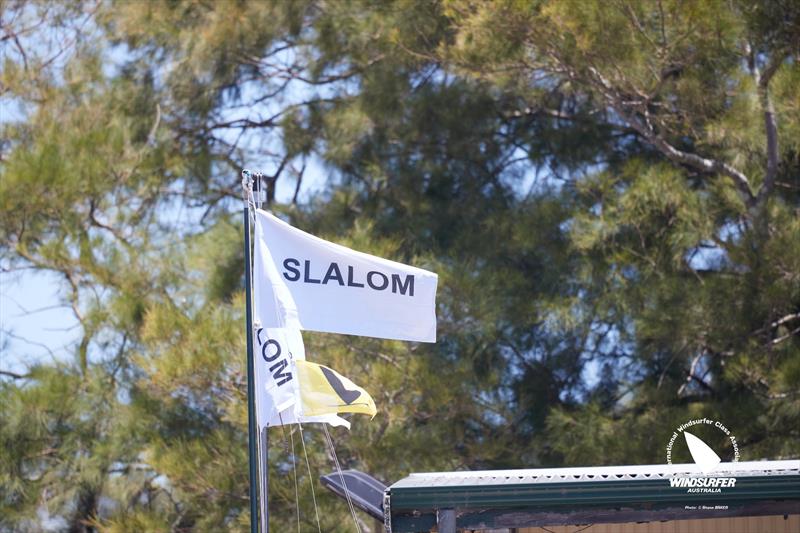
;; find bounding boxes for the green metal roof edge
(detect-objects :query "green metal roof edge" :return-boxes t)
[391,499,800,533]
[388,473,800,511]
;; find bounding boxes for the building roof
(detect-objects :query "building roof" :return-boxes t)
[385,460,800,532]
[391,459,799,488]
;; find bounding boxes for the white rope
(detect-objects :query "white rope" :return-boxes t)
[290,427,300,533]
[246,186,257,215]
[248,188,257,212]
[322,425,362,533]
[278,413,301,533]
[297,422,323,533]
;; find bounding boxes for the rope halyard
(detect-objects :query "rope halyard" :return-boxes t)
[290,427,300,533]
[297,422,323,533]
[278,413,301,533]
[322,425,362,533]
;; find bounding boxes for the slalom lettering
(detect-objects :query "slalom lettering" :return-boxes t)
[269,359,292,386]
[303,260,321,284]
[261,339,281,362]
[256,328,292,387]
[347,265,364,288]
[322,263,345,285]
[281,258,415,296]
[392,273,414,296]
[367,271,389,290]
[283,258,300,281]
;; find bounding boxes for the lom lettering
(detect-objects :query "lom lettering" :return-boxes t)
[391,274,414,296]
[347,265,364,288]
[269,359,292,386]
[367,271,389,291]
[262,339,281,362]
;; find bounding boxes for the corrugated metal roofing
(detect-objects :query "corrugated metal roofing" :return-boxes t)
[386,460,800,532]
[389,459,800,489]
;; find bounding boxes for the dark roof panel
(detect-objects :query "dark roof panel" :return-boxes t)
[386,460,800,532]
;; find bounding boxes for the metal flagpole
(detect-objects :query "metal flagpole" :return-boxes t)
[242,169,260,533]
[259,425,269,533]
[251,172,269,533]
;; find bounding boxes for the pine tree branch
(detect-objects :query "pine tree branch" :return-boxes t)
[678,352,716,397]
[0,369,29,379]
[292,161,306,205]
[88,199,132,250]
[754,48,789,205]
[770,325,800,347]
[753,312,800,336]
[584,66,757,207]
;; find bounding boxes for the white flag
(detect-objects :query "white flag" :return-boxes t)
[253,209,438,342]
[253,327,349,429]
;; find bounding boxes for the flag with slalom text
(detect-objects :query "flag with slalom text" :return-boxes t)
[253,209,438,342]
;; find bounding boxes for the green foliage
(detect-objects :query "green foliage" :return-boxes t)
[1,0,797,531]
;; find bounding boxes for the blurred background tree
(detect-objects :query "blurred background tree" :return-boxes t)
[1,0,797,531]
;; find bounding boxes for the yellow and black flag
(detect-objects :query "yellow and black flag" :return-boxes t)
[295,360,377,419]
